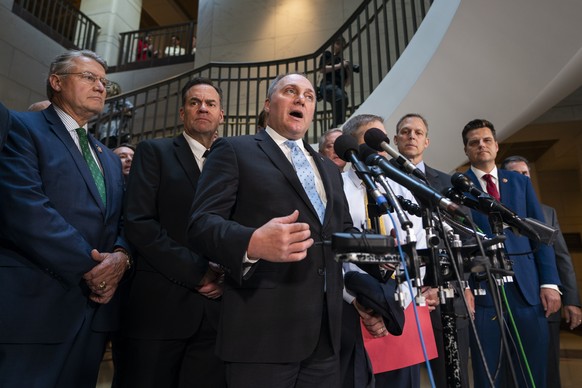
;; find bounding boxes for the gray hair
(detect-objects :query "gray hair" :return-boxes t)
[47,50,107,100]
[318,128,342,152]
[342,114,384,138]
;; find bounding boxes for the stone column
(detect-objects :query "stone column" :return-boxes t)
[80,0,142,66]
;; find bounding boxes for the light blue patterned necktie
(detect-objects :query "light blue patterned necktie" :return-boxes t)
[285,140,325,223]
[75,128,106,205]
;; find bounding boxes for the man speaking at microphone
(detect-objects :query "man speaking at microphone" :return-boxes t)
[187,73,354,387]
[461,119,560,388]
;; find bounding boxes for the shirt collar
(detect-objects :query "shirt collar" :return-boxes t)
[182,132,209,160]
[266,126,306,151]
[53,105,87,133]
[471,165,498,182]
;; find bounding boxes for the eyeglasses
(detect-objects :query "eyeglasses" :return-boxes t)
[56,71,110,88]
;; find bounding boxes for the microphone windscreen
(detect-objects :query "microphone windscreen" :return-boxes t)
[450,172,472,191]
[358,143,377,162]
[364,127,390,151]
[333,134,359,162]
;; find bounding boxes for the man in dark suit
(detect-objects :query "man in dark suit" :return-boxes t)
[115,78,226,387]
[393,113,470,388]
[0,50,130,387]
[501,155,582,387]
[461,119,561,388]
[187,73,354,387]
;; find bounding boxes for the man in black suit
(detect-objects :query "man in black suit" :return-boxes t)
[501,155,582,388]
[392,113,470,387]
[187,73,354,387]
[116,78,226,387]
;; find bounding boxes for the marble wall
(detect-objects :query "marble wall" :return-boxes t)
[196,0,360,66]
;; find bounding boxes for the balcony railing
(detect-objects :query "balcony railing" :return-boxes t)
[12,0,100,50]
[93,0,433,147]
[113,22,197,72]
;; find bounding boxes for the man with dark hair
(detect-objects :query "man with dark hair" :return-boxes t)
[115,77,226,387]
[112,144,135,179]
[461,119,561,388]
[501,154,582,388]
[0,49,130,387]
[319,36,353,126]
[187,73,354,387]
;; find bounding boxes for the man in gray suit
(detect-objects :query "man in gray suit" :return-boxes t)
[502,155,582,388]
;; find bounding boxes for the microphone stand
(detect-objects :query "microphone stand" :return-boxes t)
[373,171,421,308]
[422,206,464,388]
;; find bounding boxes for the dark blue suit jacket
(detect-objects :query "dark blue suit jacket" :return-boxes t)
[464,168,560,306]
[0,105,128,343]
[0,102,9,152]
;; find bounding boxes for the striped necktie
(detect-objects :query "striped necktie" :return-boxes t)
[75,128,106,205]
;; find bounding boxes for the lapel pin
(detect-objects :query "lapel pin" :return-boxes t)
[502,178,508,183]
[97,146,103,153]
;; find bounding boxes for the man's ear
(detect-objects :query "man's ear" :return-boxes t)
[49,74,61,92]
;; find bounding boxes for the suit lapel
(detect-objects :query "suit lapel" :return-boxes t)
[44,107,106,213]
[173,135,201,188]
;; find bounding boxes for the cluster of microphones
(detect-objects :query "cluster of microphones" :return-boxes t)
[333,129,558,245]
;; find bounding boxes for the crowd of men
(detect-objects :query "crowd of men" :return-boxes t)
[0,48,580,388]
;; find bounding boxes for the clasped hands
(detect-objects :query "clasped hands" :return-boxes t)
[196,262,224,300]
[83,249,129,304]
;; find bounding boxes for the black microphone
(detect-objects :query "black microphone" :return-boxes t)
[450,172,542,242]
[442,186,480,210]
[334,135,389,213]
[364,127,427,181]
[365,153,465,218]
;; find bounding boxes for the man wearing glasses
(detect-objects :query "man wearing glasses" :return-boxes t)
[0,50,130,387]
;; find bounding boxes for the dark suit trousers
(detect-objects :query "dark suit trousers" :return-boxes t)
[470,283,549,388]
[0,305,107,388]
[225,300,339,388]
[113,314,225,388]
[547,318,562,388]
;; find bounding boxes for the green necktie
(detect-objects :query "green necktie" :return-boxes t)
[75,128,106,205]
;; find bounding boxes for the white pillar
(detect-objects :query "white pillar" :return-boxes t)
[80,0,142,66]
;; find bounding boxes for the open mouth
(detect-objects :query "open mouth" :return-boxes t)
[290,110,303,119]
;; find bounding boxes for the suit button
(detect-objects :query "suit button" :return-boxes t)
[317,268,325,276]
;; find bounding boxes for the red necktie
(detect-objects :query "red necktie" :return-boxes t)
[483,174,500,201]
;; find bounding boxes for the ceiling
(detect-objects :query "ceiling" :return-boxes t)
[140,0,198,29]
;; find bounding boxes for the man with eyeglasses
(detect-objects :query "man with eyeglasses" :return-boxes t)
[0,50,130,387]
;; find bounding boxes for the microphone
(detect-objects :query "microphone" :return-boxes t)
[442,186,480,210]
[364,127,427,181]
[450,173,544,242]
[334,135,390,213]
[365,152,465,218]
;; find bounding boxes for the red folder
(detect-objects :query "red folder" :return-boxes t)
[362,305,437,373]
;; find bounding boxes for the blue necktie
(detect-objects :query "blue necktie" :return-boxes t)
[285,140,325,223]
[75,128,106,205]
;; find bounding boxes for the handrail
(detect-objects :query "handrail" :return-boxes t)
[113,21,197,72]
[93,0,434,147]
[12,0,100,50]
